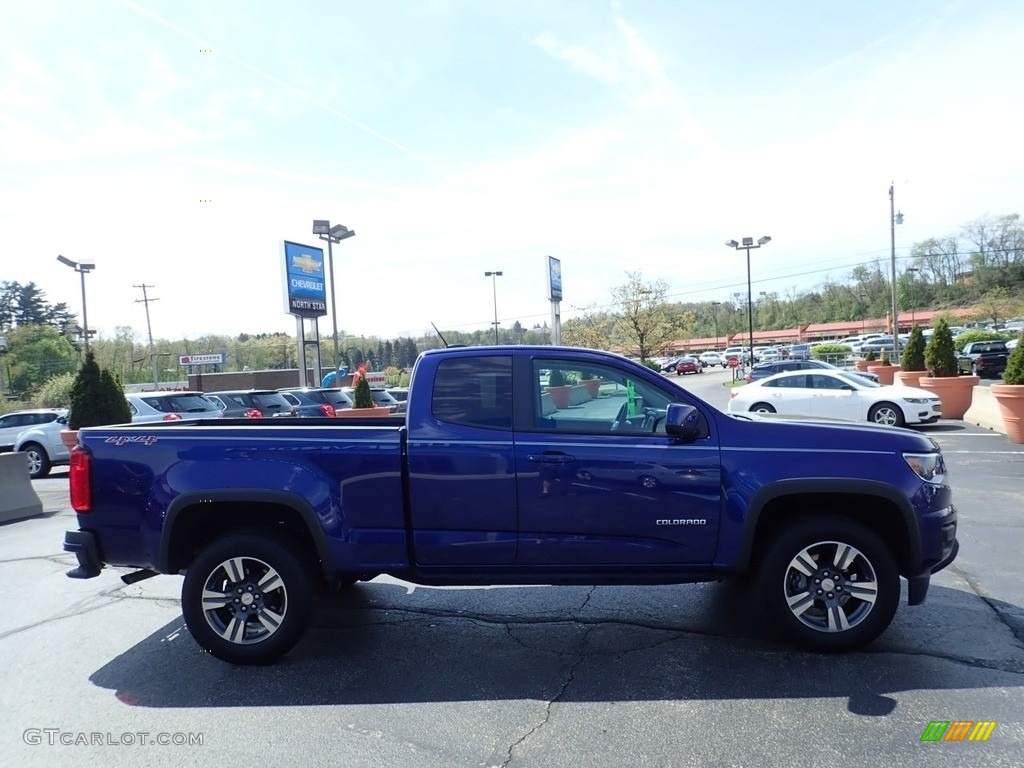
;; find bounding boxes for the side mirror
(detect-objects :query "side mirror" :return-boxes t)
[57,415,68,425]
[665,403,702,442]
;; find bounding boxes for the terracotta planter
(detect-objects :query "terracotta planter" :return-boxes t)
[893,370,925,389]
[917,375,979,420]
[335,407,394,418]
[60,429,80,451]
[867,363,899,386]
[581,378,602,398]
[854,360,871,372]
[991,384,1024,443]
[546,385,572,410]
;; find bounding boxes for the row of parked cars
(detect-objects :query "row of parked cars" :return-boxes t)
[0,385,410,479]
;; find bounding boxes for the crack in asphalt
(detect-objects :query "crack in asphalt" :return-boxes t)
[499,587,597,768]
[949,563,1024,648]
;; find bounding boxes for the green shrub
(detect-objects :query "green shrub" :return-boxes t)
[880,350,891,366]
[68,352,132,429]
[810,343,851,360]
[864,349,877,362]
[953,328,1010,347]
[547,369,565,386]
[1004,335,1024,385]
[924,318,959,377]
[641,360,661,372]
[352,369,375,408]
[900,327,926,372]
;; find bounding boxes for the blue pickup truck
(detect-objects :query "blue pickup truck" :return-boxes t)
[64,345,958,664]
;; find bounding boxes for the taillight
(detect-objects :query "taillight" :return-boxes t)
[69,448,91,512]
[320,404,336,417]
[163,413,182,421]
[245,409,263,418]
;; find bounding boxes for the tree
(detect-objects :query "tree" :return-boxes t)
[351,365,374,408]
[610,271,684,361]
[68,351,132,429]
[924,318,959,377]
[900,326,926,372]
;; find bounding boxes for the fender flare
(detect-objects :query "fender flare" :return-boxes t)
[734,478,922,572]
[159,489,334,576]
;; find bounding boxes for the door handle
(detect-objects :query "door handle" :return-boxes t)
[527,453,576,464]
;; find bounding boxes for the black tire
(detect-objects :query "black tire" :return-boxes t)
[20,443,51,479]
[868,402,905,427]
[182,532,315,665]
[756,515,900,651]
[749,402,776,414]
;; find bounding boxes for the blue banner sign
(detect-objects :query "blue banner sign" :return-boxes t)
[282,241,327,317]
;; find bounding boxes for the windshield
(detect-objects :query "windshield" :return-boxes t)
[836,371,880,389]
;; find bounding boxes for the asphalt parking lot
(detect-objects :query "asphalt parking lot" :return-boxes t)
[2,410,1022,767]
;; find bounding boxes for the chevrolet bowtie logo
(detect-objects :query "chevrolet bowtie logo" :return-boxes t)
[291,254,321,274]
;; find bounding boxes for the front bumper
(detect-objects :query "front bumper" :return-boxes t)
[906,516,959,605]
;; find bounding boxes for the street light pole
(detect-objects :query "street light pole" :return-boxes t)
[725,236,771,364]
[905,267,919,328]
[313,220,356,384]
[57,255,96,354]
[484,271,503,344]
[889,185,904,360]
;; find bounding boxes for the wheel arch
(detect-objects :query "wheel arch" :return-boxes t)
[735,479,922,577]
[160,490,333,584]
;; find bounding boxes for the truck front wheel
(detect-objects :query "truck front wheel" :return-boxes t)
[757,516,899,651]
[182,533,314,665]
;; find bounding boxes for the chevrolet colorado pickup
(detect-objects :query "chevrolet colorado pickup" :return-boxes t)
[63,345,958,664]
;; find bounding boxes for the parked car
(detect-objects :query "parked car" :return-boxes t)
[0,408,67,452]
[278,387,354,416]
[722,346,751,365]
[697,351,727,368]
[727,369,941,427]
[674,356,702,375]
[13,409,70,478]
[788,343,812,360]
[859,337,897,356]
[125,391,223,423]
[659,356,687,372]
[746,359,880,384]
[205,390,297,418]
[342,386,403,412]
[957,341,1009,378]
[386,387,410,403]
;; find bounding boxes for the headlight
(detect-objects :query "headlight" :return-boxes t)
[902,397,934,404]
[904,452,946,483]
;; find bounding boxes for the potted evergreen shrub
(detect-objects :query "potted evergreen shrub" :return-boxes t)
[62,351,133,450]
[868,348,898,385]
[918,318,977,420]
[336,363,392,417]
[545,368,572,409]
[895,326,927,388]
[991,334,1024,443]
[856,348,875,372]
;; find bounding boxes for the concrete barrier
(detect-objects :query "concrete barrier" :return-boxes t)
[0,452,43,523]
[963,385,1005,434]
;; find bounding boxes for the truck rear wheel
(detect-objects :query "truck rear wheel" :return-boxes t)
[756,516,899,651]
[182,533,314,665]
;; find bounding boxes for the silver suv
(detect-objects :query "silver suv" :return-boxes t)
[125,391,223,423]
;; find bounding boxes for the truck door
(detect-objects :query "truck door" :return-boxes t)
[406,355,518,565]
[513,356,721,566]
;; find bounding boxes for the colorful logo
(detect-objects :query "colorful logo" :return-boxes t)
[921,721,997,742]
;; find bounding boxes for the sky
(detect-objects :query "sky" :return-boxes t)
[3,0,1023,345]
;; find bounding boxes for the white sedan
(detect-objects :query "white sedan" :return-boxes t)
[726,369,942,427]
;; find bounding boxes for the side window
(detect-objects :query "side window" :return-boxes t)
[531,359,673,435]
[432,356,512,430]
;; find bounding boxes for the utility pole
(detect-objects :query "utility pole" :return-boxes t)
[134,284,160,390]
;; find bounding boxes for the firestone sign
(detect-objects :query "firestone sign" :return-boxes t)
[281,241,328,318]
[179,353,225,366]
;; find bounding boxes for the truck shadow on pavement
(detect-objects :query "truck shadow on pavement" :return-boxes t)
[88,578,1024,713]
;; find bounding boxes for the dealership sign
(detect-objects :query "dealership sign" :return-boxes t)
[281,241,327,318]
